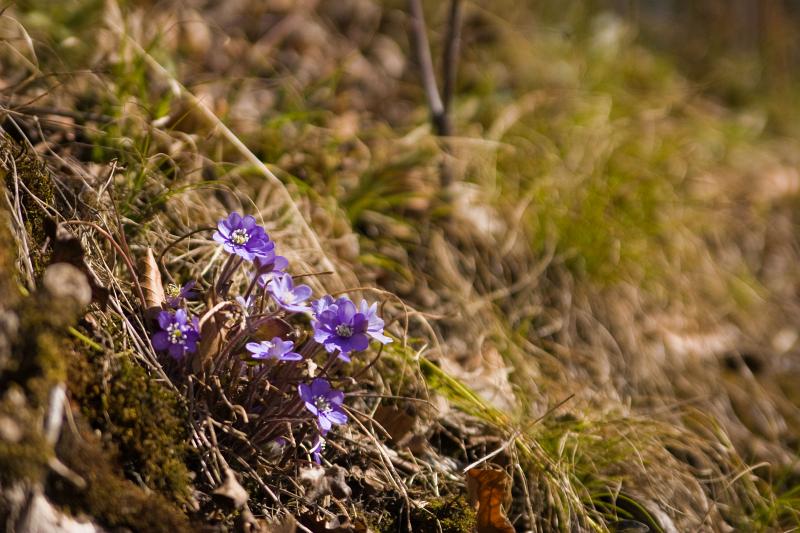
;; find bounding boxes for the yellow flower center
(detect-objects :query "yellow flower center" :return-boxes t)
[231,229,249,245]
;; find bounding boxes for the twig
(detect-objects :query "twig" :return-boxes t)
[441,0,463,128]
[15,105,114,123]
[407,0,446,134]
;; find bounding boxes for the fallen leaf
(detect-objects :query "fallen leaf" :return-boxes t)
[255,317,293,340]
[213,468,249,509]
[142,247,166,314]
[374,405,415,445]
[300,465,352,502]
[195,314,225,373]
[466,467,514,533]
[265,513,297,533]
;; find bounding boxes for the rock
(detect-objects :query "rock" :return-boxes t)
[43,263,92,310]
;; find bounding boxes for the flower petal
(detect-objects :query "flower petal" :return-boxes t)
[157,311,172,329]
[318,415,332,432]
[279,351,303,362]
[242,215,257,230]
[245,342,265,355]
[298,383,312,403]
[310,378,331,397]
[152,331,169,350]
[327,390,345,406]
[338,300,356,323]
[293,284,312,301]
[168,344,183,359]
[326,408,348,425]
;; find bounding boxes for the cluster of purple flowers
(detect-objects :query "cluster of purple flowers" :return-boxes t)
[149,212,392,465]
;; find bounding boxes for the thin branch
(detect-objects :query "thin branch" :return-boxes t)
[407,0,446,134]
[442,0,463,122]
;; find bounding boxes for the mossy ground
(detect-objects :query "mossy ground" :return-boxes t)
[66,340,192,501]
[0,131,191,531]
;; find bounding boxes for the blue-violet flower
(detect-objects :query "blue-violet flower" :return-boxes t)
[309,435,325,464]
[312,297,369,361]
[246,337,302,362]
[298,378,348,433]
[311,295,336,316]
[268,273,312,313]
[165,280,197,308]
[152,309,200,359]
[358,300,392,345]
[213,212,272,262]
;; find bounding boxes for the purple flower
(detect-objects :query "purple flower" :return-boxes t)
[268,273,312,313]
[358,300,392,345]
[253,248,289,287]
[212,212,273,262]
[311,297,369,361]
[311,295,336,316]
[309,435,325,464]
[152,309,200,359]
[245,337,302,362]
[298,378,348,433]
[165,280,197,308]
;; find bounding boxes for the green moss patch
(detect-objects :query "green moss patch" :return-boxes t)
[48,415,191,533]
[67,343,192,501]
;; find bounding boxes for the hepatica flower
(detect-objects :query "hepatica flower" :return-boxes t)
[253,248,289,287]
[359,300,392,345]
[213,212,272,262]
[165,280,197,308]
[268,273,312,313]
[246,337,302,362]
[298,378,348,433]
[312,298,369,360]
[152,309,200,359]
[311,295,336,316]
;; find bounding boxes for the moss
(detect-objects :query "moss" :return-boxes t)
[0,385,50,484]
[48,415,192,533]
[0,130,54,277]
[67,342,193,501]
[0,278,84,486]
[6,300,71,406]
[410,495,477,533]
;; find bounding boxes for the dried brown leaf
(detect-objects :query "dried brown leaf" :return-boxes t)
[466,467,514,533]
[142,247,165,313]
[255,317,292,340]
[212,468,249,509]
[195,314,225,373]
[374,405,415,444]
[264,513,298,533]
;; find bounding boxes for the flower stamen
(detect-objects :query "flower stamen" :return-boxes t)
[314,397,331,413]
[231,228,250,245]
[167,324,186,345]
[165,283,181,297]
[335,324,353,338]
